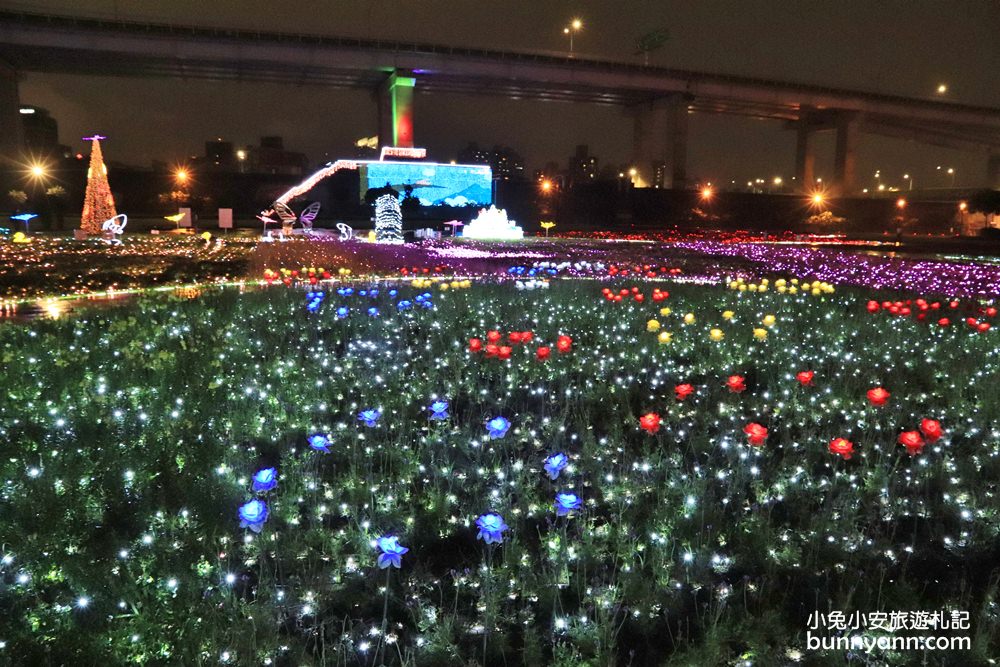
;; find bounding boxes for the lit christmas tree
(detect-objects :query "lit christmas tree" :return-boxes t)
[80,134,117,236]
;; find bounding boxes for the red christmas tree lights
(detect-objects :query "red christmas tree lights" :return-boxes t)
[80,134,117,236]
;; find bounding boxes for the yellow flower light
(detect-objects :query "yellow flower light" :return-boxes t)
[729,281,739,290]
[748,284,758,293]
[658,331,673,344]
[775,278,786,288]
[738,285,747,292]
[710,328,725,341]
[788,286,798,294]
[753,328,768,340]
[683,313,696,325]
[722,310,735,320]
[659,307,672,316]
[762,314,776,327]
[646,319,660,332]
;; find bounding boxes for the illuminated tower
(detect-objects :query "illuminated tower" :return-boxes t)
[378,71,415,149]
[80,134,117,235]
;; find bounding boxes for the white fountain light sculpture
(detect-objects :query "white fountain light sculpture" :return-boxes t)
[463,206,524,240]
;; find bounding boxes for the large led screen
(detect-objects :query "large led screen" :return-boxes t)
[359,161,493,207]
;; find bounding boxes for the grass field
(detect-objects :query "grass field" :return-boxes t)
[1,269,998,665]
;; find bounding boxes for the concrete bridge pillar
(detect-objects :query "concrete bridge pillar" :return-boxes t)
[0,60,23,164]
[631,93,689,189]
[794,120,816,192]
[377,70,415,149]
[833,111,859,195]
[988,152,1000,189]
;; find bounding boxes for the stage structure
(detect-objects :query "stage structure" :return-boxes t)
[258,148,493,240]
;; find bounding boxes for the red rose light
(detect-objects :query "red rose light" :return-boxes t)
[938,317,950,327]
[898,430,925,456]
[508,332,523,344]
[536,346,551,361]
[487,330,501,343]
[796,370,814,386]
[743,422,768,447]
[497,346,512,360]
[829,437,854,460]
[556,335,573,354]
[919,418,943,442]
[639,412,661,434]
[484,344,499,358]
[520,331,534,343]
[469,338,483,353]
[725,375,746,393]
[866,300,880,313]
[866,387,890,407]
[675,383,695,401]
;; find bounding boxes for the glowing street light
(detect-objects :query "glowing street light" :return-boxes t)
[936,83,948,95]
[810,192,826,209]
[29,163,47,179]
[564,18,583,55]
[947,167,955,186]
[903,173,912,190]
[174,168,189,185]
[540,179,553,193]
[700,186,713,200]
[896,197,907,210]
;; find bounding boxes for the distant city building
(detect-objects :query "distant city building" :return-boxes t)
[204,139,235,168]
[652,161,667,189]
[194,136,308,175]
[20,105,69,158]
[457,142,525,180]
[568,144,598,185]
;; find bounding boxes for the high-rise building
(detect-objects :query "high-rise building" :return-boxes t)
[568,145,599,184]
[20,105,60,156]
[457,143,525,180]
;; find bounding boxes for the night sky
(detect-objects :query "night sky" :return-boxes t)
[13,0,1000,188]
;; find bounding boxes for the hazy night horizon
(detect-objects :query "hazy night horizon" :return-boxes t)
[9,0,1000,186]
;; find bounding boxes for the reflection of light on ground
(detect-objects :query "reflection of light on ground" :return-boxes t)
[40,299,66,319]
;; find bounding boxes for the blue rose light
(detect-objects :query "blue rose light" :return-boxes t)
[335,306,349,319]
[358,409,382,428]
[308,433,331,453]
[305,291,325,313]
[475,513,508,544]
[420,300,433,309]
[252,467,278,492]
[429,399,449,420]
[389,289,398,297]
[397,300,412,311]
[238,499,268,532]
[486,416,511,439]
[554,492,583,517]
[367,307,379,317]
[376,536,409,569]
[544,453,569,480]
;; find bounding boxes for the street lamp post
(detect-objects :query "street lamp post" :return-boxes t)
[564,18,582,56]
[903,173,912,190]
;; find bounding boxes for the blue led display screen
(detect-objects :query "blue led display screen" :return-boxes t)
[359,161,493,207]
